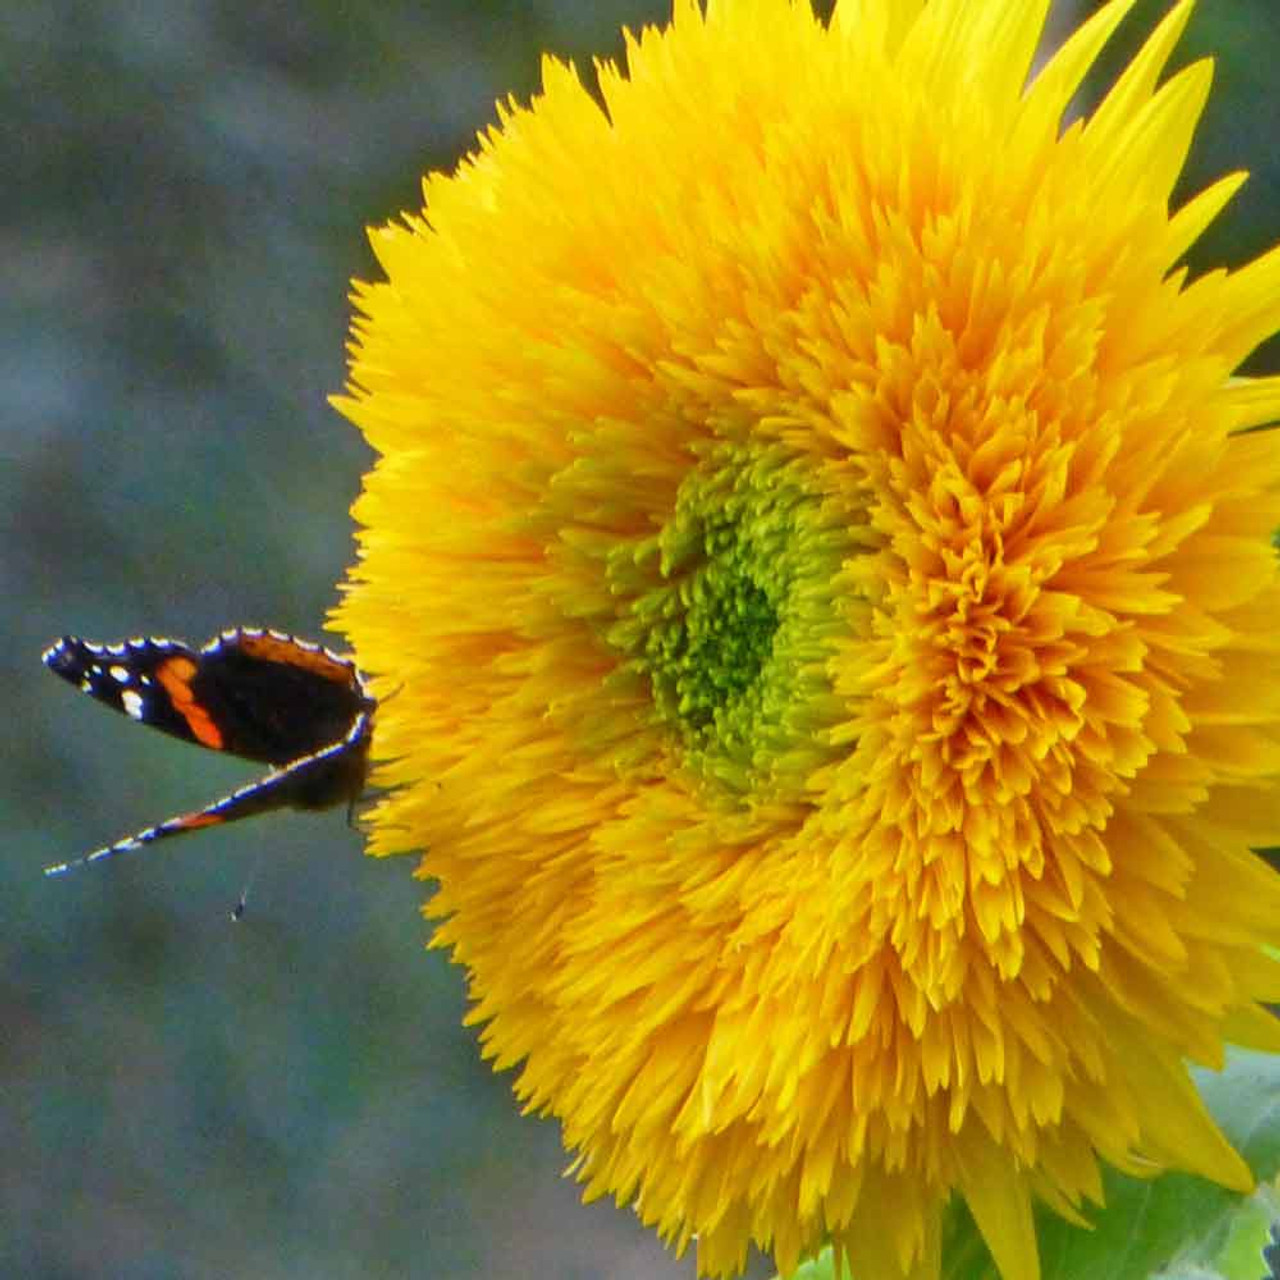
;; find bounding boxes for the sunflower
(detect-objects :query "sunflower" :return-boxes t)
[333,1,1280,1276]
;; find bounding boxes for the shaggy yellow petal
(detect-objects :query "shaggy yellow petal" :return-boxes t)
[956,1128,1040,1280]
[1087,0,1196,145]
[1018,0,1138,139]
[335,2,1280,1277]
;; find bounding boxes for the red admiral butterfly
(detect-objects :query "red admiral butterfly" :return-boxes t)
[42,628,374,877]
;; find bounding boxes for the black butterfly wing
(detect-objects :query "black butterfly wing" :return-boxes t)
[43,629,369,766]
[42,635,220,750]
[43,710,374,877]
[190,629,371,765]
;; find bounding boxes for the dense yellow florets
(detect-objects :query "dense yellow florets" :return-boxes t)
[335,2,1280,1276]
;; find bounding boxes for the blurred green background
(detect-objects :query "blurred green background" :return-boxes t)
[7,3,1279,1278]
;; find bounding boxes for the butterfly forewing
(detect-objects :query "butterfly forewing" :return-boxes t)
[44,636,218,751]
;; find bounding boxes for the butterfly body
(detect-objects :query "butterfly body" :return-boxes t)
[42,628,374,876]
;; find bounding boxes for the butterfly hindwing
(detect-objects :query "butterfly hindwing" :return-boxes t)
[187,630,371,765]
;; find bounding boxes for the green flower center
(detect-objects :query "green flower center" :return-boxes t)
[604,441,873,795]
[660,565,776,727]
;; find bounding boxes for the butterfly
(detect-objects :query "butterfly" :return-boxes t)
[42,627,374,877]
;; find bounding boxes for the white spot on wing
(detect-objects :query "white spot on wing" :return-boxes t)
[122,690,145,720]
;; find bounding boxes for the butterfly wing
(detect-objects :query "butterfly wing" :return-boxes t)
[43,630,370,766]
[42,635,223,751]
[43,709,373,877]
[191,629,371,765]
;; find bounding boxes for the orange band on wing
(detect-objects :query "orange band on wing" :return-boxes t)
[236,632,355,684]
[173,812,224,830]
[156,656,225,749]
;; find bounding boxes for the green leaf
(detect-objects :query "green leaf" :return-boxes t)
[780,1049,1280,1280]
[1204,1185,1278,1280]
[791,1253,839,1280]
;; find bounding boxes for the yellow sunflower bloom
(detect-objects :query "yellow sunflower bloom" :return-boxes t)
[333,1,1280,1277]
